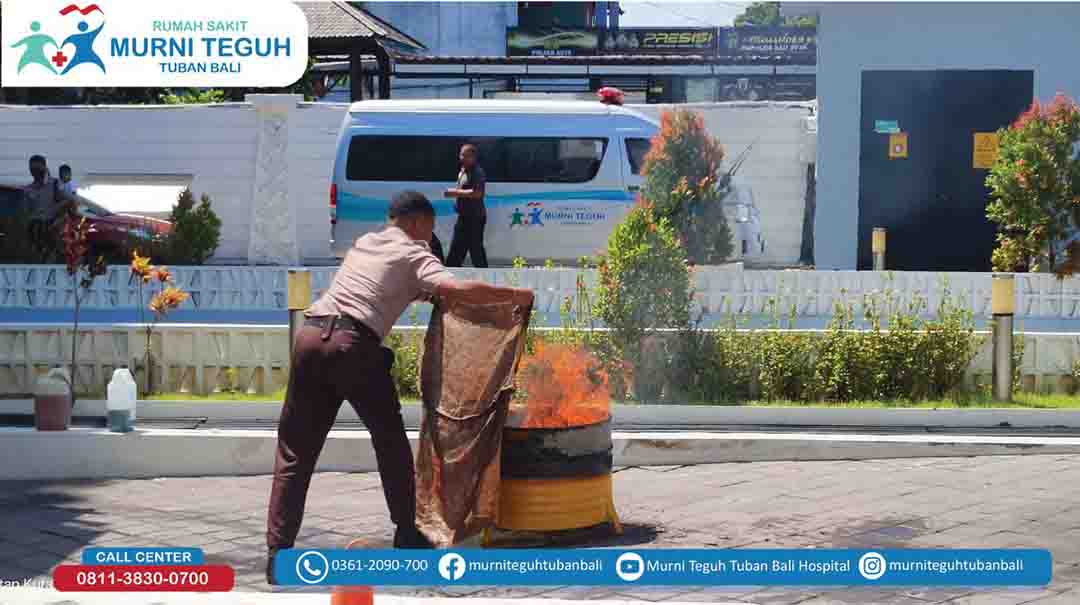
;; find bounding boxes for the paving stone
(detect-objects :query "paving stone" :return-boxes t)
[3,456,1080,602]
[534,585,619,600]
[796,589,934,604]
[939,588,1069,604]
[650,587,759,603]
[1023,588,1080,604]
[738,587,823,604]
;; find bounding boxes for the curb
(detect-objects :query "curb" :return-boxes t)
[5,400,1080,430]
[3,427,1080,481]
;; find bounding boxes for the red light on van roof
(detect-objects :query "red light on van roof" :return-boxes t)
[598,87,624,106]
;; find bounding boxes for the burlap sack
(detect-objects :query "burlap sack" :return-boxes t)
[414,301,530,547]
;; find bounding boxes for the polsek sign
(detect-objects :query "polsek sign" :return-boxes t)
[2,0,309,87]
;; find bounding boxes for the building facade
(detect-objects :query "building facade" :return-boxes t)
[795,2,1080,271]
[323,2,817,104]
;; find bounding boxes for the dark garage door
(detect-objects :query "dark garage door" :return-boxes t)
[857,70,1033,271]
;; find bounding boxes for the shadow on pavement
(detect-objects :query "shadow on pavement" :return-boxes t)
[0,480,110,581]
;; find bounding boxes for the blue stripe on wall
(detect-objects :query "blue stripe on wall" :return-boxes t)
[337,190,635,222]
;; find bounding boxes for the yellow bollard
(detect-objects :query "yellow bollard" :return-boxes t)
[871,228,887,271]
[991,274,1015,402]
[287,270,312,360]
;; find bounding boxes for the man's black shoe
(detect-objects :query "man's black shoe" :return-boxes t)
[266,547,280,585]
[394,526,434,549]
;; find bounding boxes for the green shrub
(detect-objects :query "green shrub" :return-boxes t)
[162,188,222,265]
[385,331,422,400]
[596,203,692,402]
[0,211,43,263]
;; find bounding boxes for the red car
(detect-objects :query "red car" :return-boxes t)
[0,184,172,258]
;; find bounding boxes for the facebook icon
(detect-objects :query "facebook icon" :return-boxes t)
[439,553,466,581]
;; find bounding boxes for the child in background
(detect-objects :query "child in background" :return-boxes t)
[58,164,77,197]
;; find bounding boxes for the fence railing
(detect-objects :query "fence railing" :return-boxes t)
[5,265,1080,323]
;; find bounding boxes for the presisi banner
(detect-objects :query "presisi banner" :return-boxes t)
[273,548,1052,587]
[599,28,717,55]
[719,26,817,61]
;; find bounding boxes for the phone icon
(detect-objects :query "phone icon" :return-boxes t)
[296,551,330,584]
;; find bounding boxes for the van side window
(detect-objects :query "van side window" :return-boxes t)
[346,136,460,182]
[501,138,607,183]
[346,136,607,183]
[626,138,651,175]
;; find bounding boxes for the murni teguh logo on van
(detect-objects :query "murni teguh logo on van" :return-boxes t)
[509,201,608,228]
[11,3,106,75]
[510,202,547,228]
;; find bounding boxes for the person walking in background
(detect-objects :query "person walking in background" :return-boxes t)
[24,155,73,262]
[58,164,78,197]
[265,191,533,583]
[444,144,488,268]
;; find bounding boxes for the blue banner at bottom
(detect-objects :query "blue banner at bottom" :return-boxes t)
[273,548,1051,587]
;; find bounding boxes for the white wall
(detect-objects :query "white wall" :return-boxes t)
[814,1,1080,269]
[0,99,811,265]
[0,103,259,260]
[0,97,347,263]
[633,103,815,266]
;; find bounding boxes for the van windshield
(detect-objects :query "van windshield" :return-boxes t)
[346,135,607,184]
[626,138,651,175]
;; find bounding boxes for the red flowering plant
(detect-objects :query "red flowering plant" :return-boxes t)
[640,109,734,265]
[129,251,189,394]
[62,211,107,403]
[987,93,1080,276]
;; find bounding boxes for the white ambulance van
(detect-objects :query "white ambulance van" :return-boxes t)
[330,99,659,264]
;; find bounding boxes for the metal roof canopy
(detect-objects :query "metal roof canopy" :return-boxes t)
[297,1,427,100]
[392,56,815,79]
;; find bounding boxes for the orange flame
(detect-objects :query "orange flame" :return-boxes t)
[511,343,610,429]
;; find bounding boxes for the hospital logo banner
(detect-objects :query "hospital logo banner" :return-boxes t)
[2,0,309,87]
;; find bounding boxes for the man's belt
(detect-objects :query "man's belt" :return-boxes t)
[305,315,378,342]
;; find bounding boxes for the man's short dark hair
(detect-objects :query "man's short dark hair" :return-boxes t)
[388,190,435,219]
[29,155,46,165]
[59,164,71,175]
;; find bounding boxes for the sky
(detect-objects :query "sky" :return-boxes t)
[617,1,752,27]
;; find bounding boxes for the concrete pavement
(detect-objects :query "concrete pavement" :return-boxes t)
[3,456,1080,604]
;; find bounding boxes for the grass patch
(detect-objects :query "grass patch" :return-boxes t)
[137,391,1080,410]
[143,389,287,402]
[743,393,1080,409]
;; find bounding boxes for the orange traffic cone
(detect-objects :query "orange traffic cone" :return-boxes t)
[330,539,374,605]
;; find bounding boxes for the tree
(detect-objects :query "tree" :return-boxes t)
[987,93,1080,276]
[640,109,734,265]
[734,1,817,27]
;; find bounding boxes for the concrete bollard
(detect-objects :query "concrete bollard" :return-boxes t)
[287,269,311,362]
[872,228,887,271]
[991,274,1015,402]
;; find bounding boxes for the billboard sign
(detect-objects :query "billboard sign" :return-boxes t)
[599,28,717,55]
[719,27,816,60]
[506,28,598,57]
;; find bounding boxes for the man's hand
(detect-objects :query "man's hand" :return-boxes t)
[512,288,534,309]
[436,280,534,309]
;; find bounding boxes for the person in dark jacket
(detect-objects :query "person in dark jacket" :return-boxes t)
[444,144,488,268]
